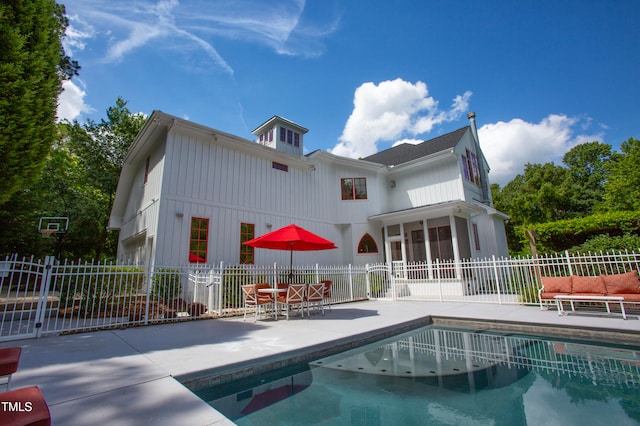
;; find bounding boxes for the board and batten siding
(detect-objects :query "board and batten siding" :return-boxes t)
[386,157,462,212]
[113,112,509,266]
[162,130,327,219]
[150,127,385,265]
[117,139,166,263]
[454,132,486,204]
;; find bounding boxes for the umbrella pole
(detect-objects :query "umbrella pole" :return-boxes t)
[289,246,293,283]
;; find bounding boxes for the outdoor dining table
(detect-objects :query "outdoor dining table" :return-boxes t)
[257,287,288,320]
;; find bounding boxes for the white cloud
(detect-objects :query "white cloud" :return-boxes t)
[63,15,95,56]
[478,114,605,186]
[57,80,93,122]
[62,0,340,74]
[523,376,631,425]
[330,78,471,158]
[392,138,423,147]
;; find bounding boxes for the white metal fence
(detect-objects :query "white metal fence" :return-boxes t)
[0,257,371,341]
[383,250,640,305]
[1,250,639,341]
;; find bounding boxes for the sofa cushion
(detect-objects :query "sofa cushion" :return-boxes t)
[541,276,572,294]
[618,293,640,302]
[572,275,607,295]
[602,270,640,295]
[539,292,569,300]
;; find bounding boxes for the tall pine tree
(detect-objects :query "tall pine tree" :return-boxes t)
[0,1,79,204]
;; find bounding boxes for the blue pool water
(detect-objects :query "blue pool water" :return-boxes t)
[193,325,640,425]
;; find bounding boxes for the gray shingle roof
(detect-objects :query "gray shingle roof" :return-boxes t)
[363,126,469,166]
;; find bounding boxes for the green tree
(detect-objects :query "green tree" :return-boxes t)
[66,98,146,258]
[493,163,572,254]
[0,129,104,259]
[493,162,571,226]
[0,1,80,205]
[493,141,619,254]
[0,99,145,260]
[603,138,640,211]
[562,141,611,215]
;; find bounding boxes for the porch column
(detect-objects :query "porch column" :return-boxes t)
[422,219,434,279]
[399,222,407,265]
[383,226,391,264]
[449,214,462,280]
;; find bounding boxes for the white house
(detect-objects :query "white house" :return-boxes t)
[108,111,509,268]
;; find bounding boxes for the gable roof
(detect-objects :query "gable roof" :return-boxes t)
[251,115,308,135]
[362,126,469,166]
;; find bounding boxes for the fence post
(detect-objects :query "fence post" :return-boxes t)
[436,259,443,302]
[193,269,200,303]
[565,250,573,276]
[143,258,153,325]
[493,255,502,304]
[365,264,370,299]
[388,263,395,300]
[217,261,224,314]
[34,256,56,338]
[348,264,354,301]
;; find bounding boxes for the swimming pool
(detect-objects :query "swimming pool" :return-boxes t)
[192,325,640,425]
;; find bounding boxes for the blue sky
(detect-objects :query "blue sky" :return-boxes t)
[58,0,640,186]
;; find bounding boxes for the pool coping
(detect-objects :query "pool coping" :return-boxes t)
[177,315,434,390]
[431,316,640,346]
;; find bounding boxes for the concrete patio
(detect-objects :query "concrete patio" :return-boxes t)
[2,300,640,425]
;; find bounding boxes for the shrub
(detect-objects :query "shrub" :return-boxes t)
[222,266,274,308]
[516,283,539,304]
[368,273,386,298]
[569,233,640,253]
[56,265,145,316]
[222,266,250,308]
[151,268,183,303]
[187,302,207,316]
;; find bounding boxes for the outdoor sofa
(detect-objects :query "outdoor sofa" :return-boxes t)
[539,270,640,318]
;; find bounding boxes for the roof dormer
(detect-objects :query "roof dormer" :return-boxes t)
[252,116,308,157]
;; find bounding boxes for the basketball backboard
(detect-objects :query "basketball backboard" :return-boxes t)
[38,217,69,234]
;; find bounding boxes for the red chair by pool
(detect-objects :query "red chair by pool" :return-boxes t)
[0,386,51,426]
[0,347,21,391]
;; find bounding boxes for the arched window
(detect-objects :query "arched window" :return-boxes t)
[357,233,379,254]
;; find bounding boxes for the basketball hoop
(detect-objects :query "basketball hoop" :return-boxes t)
[40,229,56,237]
[38,217,68,236]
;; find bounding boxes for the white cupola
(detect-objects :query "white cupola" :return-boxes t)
[251,116,308,157]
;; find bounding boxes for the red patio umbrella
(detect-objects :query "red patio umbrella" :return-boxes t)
[243,224,337,281]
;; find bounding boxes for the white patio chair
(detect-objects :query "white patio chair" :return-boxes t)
[278,284,306,320]
[306,283,325,316]
[241,284,273,322]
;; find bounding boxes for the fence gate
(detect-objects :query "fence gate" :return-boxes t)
[366,263,395,300]
[0,256,54,342]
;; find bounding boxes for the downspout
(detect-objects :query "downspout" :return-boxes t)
[467,112,491,205]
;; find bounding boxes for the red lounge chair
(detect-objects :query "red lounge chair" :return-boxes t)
[0,347,21,391]
[0,386,51,426]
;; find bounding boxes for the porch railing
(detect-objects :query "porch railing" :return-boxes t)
[1,250,639,340]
